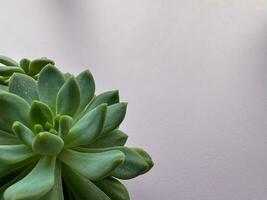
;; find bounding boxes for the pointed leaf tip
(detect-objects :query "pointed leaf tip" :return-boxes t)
[64,104,107,148]
[28,57,55,76]
[30,100,54,126]
[56,76,80,116]
[59,149,125,181]
[38,65,65,112]
[76,70,95,112]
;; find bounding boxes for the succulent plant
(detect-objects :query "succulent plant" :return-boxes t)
[0,55,153,200]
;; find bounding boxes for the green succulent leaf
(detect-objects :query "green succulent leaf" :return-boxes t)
[39,161,64,200]
[32,132,64,156]
[0,158,34,180]
[58,115,73,138]
[132,147,154,174]
[88,129,128,148]
[56,77,80,116]
[0,144,35,165]
[4,156,56,200]
[9,73,39,104]
[59,149,125,181]
[0,92,30,132]
[62,165,111,200]
[0,84,8,91]
[86,90,119,111]
[38,65,65,112]
[76,147,150,179]
[0,165,33,198]
[0,55,18,66]
[0,130,19,145]
[19,58,31,74]
[28,58,55,76]
[102,103,127,134]
[12,121,35,147]
[64,104,107,148]
[94,177,130,200]
[30,101,54,126]
[76,70,95,113]
[0,66,24,76]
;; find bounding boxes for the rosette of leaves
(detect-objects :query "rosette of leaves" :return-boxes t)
[0,55,54,87]
[0,56,153,200]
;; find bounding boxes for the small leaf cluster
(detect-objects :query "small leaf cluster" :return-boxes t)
[0,55,153,200]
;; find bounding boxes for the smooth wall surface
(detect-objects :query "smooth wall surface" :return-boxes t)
[1,1,267,199]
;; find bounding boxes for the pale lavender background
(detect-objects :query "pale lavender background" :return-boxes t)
[1,1,267,199]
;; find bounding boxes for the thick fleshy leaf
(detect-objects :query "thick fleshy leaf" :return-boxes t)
[133,147,154,174]
[0,55,18,66]
[58,115,73,138]
[0,84,8,91]
[76,147,150,179]
[62,165,111,200]
[59,149,125,181]
[102,103,127,134]
[56,77,80,116]
[64,104,107,148]
[32,132,64,156]
[0,66,24,76]
[88,130,128,148]
[85,90,119,112]
[39,161,64,200]
[0,130,19,145]
[0,92,30,132]
[30,101,54,126]
[76,70,95,112]
[94,177,130,200]
[28,58,55,76]
[12,121,35,147]
[4,156,56,200]
[9,73,39,104]
[0,144,35,165]
[0,158,34,179]
[38,65,65,112]
[19,58,31,73]
[0,165,33,197]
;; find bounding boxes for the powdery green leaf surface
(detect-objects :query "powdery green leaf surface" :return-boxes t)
[59,149,125,181]
[76,147,149,180]
[0,144,35,165]
[62,165,111,200]
[0,67,24,76]
[39,161,64,200]
[4,156,56,200]
[58,115,73,138]
[85,90,119,112]
[0,130,19,145]
[9,73,39,104]
[102,103,127,134]
[56,77,80,117]
[0,56,18,66]
[0,92,30,132]
[12,121,35,147]
[19,58,31,74]
[28,58,54,76]
[30,101,54,126]
[88,130,128,148]
[64,104,107,148]
[94,177,130,200]
[38,65,65,112]
[32,132,64,156]
[76,70,95,113]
